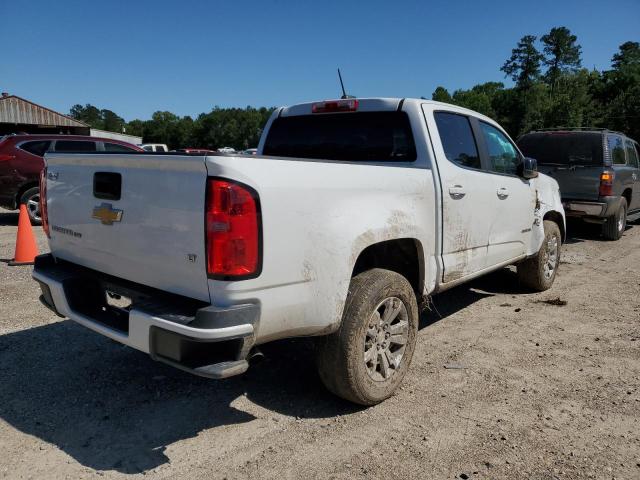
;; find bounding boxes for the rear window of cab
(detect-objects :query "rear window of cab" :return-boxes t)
[263,111,417,162]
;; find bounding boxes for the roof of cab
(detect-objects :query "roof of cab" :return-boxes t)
[278,97,500,125]
[279,98,402,117]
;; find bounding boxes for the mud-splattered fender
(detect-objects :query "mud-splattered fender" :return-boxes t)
[527,173,565,256]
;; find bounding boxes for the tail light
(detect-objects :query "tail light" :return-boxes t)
[40,167,50,237]
[312,99,359,113]
[0,154,15,161]
[205,178,261,279]
[599,170,615,197]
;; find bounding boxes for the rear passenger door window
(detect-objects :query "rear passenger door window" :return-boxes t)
[607,135,626,165]
[19,140,51,156]
[625,140,639,168]
[479,122,520,175]
[54,140,97,152]
[433,112,481,169]
[104,142,138,152]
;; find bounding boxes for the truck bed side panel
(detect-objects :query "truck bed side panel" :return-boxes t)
[204,155,436,344]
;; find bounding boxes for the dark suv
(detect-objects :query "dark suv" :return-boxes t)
[0,134,143,224]
[518,129,640,240]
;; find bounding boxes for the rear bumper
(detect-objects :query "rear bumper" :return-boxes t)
[563,196,621,220]
[32,254,258,379]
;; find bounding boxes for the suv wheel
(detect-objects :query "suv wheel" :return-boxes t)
[602,197,627,241]
[517,220,561,292]
[20,187,42,226]
[316,268,418,405]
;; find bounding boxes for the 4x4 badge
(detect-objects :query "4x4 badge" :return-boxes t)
[92,203,123,225]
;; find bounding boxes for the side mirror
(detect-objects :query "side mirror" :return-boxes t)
[518,157,538,179]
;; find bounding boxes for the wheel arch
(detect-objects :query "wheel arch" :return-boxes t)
[622,188,632,208]
[351,238,425,296]
[543,210,565,243]
[15,180,39,207]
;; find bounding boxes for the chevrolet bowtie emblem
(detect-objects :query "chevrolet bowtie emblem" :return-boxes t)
[92,203,123,225]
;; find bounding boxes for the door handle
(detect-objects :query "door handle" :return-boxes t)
[497,187,509,199]
[449,185,466,198]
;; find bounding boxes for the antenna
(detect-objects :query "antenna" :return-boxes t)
[337,68,355,99]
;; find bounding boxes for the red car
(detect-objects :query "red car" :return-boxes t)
[0,134,143,224]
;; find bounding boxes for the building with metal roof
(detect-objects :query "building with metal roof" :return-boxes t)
[0,92,90,135]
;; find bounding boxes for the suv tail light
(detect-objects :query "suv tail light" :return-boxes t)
[599,170,615,197]
[40,167,49,237]
[205,178,261,279]
[0,154,15,161]
[312,99,359,113]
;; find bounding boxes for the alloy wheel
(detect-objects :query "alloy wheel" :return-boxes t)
[364,297,409,381]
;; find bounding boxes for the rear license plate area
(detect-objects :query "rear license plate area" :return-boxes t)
[63,278,131,334]
[106,291,132,310]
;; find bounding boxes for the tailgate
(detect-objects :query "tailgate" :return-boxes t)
[537,165,602,201]
[44,153,211,302]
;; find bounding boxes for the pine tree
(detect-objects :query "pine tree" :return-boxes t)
[541,27,582,87]
[501,35,544,89]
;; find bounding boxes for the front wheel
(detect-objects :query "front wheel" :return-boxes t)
[602,198,627,241]
[316,268,419,406]
[19,187,42,226]
[517,220,561,292]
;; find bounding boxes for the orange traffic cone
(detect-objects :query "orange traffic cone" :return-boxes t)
[9,204,39,266]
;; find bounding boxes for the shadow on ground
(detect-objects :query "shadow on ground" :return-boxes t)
[0,320,364,474]
[0,211,18,227]
[564,218,635,244]
[0,266,529,474]
[420,274,500,329]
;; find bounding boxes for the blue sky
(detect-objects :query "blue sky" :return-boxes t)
[2,0,638,121]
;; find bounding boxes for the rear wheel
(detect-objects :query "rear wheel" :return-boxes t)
[602,198,627,241]
[19,187,42,226]
[517,220,561,292]
[316,268,418,405]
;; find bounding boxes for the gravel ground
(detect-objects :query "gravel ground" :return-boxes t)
[0,207,639,480]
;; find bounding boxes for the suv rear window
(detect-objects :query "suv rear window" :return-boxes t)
[517,132,603,166]
[263,112,417,162]
[54,140,97,152]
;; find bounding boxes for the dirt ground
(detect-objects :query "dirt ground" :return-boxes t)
[0,207,638,480]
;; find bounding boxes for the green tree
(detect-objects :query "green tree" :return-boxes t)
[612,41,640,70]
[69,104,126,133]
[191,106,274,150]
[432,86,453,103]
[124,119,145,138]
[543,70,593,128]
[451,82,505,119]
[501,35,544,89]
[69,104,102,128]
[100,109,125,133]
[600,42,640,140]
[144,111,183,147]
[541,27,582,86]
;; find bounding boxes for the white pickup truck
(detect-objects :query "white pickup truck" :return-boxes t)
[33,98,565,405]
